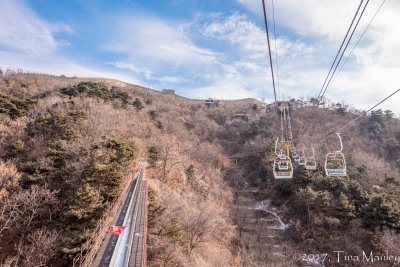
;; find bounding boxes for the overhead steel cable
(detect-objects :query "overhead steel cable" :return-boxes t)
[329,0,386,87]
[297,0,369,143]
[271,0,281,101]
[297,0,366,141]
[317,0,365,100]
[262,0,277,105]
[313,88,400,147]
[319,0,370,99]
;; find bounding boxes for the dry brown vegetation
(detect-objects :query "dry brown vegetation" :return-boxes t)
[1,72,400,267]
[0,72,259,266]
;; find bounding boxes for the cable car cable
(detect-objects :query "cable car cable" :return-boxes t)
[319,0,370,99]
[297,0,366,141]
[313,88,400,147]
[329,0,386,87]
[262,0,277,105]
[271,0,281,102]
[317,0,365,100]
[297,0,369,143]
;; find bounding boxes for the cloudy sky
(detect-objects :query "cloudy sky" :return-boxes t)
[0,0,399,113]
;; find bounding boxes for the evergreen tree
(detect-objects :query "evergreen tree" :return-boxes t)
[166,217,187,246]
[6,140,28,159]
[363,193,400,229]
[148,192,166,231]
[315,191,331,213]
[347,179,367,211]
[133,98,144,111]
[294,186,316,222]
[335,193,356,221]
[65,184,104,220]
[148,110,158,120]
[148,146,159,167]
[185,164,195,183]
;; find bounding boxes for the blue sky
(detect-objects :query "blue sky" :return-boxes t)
[0,0,399,114]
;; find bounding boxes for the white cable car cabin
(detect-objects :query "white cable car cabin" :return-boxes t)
[273,156,293,179]
[291,146,299,160]
[305,147,317,170]
[294,150,301,162]
[325,132,347,176]
[298,150,306,166]
[273,138,293,179]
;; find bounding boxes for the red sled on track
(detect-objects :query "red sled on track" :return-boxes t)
[110,226,127,235]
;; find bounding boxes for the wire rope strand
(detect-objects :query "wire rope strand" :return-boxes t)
[271,0,281,101]
[317,0,365,100]
[329,0,386,87]
[321,0,371,97]
[305,1,371,146]
[313,88,400,146]
[297,0,368,143]
[262,0,277,105]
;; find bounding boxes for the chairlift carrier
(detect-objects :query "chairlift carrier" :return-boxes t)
[273,138,293,179]
[305,147,317,170]
[324,132,347,176]
[298,149,306,166]
[304,147,317,171]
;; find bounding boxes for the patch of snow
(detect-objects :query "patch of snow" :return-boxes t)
[272,252,286,257]
[254,199,270,209]
[259,218,276,222]
[257,235,279,238]
[254,200,289,230]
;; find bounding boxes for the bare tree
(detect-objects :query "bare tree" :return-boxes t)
[1,186,58,267]
[181,207,211,255]
[0,160,21,199]
[19,227,59,267]
[158,135,182,182]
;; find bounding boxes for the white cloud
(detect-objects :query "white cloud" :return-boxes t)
[238,0,368,40]
[236,0,400,114]
[203,12,266,53]
[0,0,143,86]
[110,61,154,79]
[103,14,218,70]
[153,75,187,83]
[0,0,73,55]
[197,12,315,101]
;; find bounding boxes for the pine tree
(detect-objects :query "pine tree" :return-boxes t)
[65,184,104,220]
[148,192,166,231]
[185,164,195,183]
[294,186,316,222]
[132,98,144,111]
[166,217,187,246]
[315,191,331,213]
[335,192,355,222]
[363,193,400,229]
[148,146,159,167]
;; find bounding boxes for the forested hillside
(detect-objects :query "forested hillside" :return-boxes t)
[223,99,400,266]
[0,72,399,266]
[0,72,257,266]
